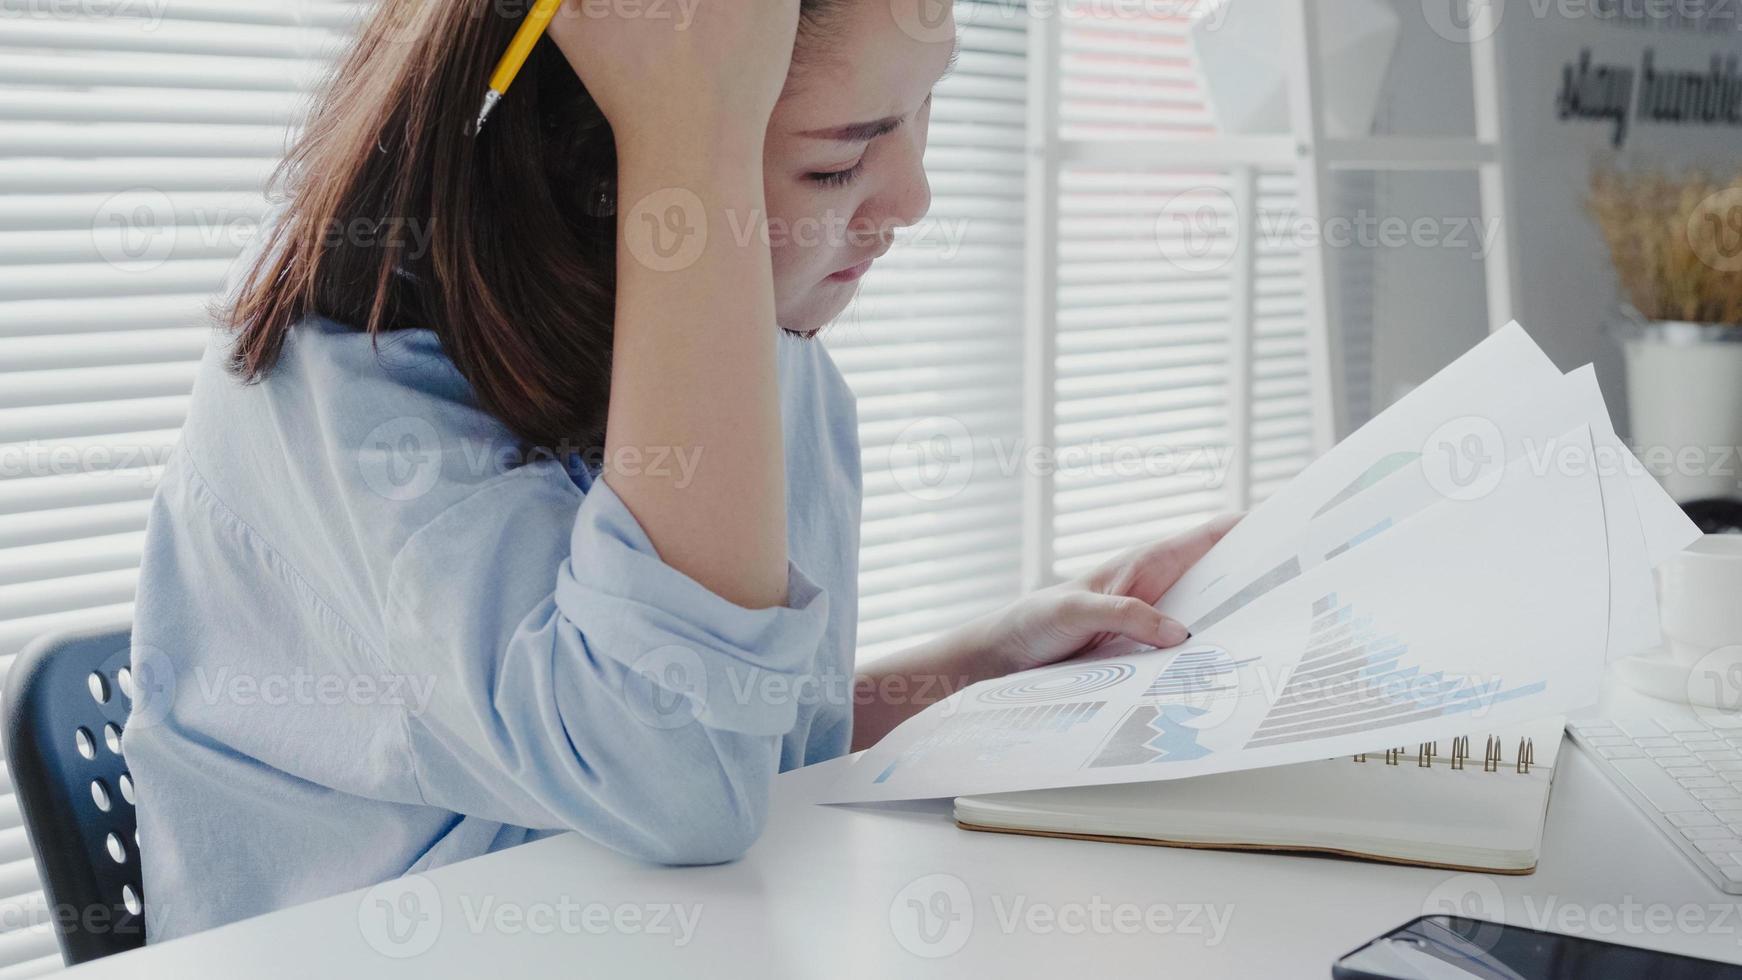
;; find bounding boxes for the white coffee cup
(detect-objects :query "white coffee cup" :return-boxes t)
[1659,534,1742,666]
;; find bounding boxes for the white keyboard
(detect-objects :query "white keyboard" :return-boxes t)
[1569,717,1742,894]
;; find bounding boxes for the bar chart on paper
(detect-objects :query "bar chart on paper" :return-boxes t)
[1244,593,1548,750]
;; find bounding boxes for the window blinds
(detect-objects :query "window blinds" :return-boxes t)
[1048,7,1315,580]
[0,1,360,971]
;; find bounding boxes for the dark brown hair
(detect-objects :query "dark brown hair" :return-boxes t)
[226,0,842,452]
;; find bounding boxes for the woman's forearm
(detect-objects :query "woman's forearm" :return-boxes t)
[602,131,789,611]
[852,610,1003,751]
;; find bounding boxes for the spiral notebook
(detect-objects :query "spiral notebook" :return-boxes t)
[954,718,1565,874]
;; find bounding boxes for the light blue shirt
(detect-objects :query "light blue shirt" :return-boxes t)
[126,318,862,941]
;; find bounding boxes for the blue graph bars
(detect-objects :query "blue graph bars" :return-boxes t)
[1243,592,1546,749]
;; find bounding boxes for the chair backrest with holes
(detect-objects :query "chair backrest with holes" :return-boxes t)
[2,627,143,964]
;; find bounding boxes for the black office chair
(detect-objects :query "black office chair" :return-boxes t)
[3,627,144,964]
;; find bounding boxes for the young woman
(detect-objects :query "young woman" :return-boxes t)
[126,0,1234,939]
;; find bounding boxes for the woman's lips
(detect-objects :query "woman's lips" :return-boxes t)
[828,259,875,284]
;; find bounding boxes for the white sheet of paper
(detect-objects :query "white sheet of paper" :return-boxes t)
[1148,324,1693,662]
[1158,365,1671,661]
[817,427,1611,804]
[1153,323,1560,633]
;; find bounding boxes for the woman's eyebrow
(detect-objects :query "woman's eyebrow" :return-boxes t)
[799,116,906,143]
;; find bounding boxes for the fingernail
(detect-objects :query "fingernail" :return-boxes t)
[1159,618,1189,647]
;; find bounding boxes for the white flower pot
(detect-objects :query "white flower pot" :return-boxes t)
[1624,320,1742,502]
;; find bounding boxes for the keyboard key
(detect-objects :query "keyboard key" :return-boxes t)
[1683,741,1728,752]
[1615,718,1668,738]
[1671,812,1721,827]
[1670,767,1713,778]
[1664,719,1716,733]
[1684,826,1734,840]
[1639,737,1681,749]
[1698,751,1738,762]
[1657,756,1701,767]
[1724,866,1742,883]
[1712,761,1742,772]
[1695,838,1738,853]
[1693,790,1742,803]
[1680,777,1729,789]
[1600,747,1646,760]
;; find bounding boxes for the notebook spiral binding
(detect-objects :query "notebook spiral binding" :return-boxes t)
[1350,735,1536,773]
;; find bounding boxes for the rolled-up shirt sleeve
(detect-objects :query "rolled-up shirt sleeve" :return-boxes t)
[383,467,831,865]
[558,475,830,735]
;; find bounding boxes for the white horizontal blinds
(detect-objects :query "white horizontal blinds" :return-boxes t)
[1246,170,1315,502]
[1057,9,1213,142]
[1049,4,1315,578]
[834,2,1027,662]
[0,0,361,659]
[0,1,361,971]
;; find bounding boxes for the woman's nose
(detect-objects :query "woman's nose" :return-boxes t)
[885,138,933,231]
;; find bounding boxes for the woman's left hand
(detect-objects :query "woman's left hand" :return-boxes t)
[976,513,1242,676]
[850,512,1242,750]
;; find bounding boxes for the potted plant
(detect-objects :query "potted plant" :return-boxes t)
[1589,166,1742,503]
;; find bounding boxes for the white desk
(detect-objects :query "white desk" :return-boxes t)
[67,673,1742,978]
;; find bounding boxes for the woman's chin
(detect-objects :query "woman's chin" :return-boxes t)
[777,282,860,335]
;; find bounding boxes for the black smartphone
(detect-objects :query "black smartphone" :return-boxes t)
[1333,914,1742,980]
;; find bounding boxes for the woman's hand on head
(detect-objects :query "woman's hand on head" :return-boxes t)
[978,513,1243,677]
[546,0,801,158]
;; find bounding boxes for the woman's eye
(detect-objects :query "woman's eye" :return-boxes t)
[808,162,865,188]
